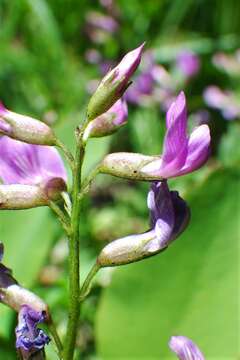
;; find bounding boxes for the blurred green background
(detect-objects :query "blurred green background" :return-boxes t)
[0,0,239,359]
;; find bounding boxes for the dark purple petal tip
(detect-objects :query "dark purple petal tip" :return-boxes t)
[169,336,205,360]
[16,305,50,356]
[0,243,17,289]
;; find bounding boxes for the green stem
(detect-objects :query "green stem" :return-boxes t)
[49,201,71,235]
[79,263,100,302]
[48,317,63,359]
[55,139,75,170]
[63,132,85,360]
[79,165,101,199]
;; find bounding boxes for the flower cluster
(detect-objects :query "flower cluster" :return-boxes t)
[0,42,211,359]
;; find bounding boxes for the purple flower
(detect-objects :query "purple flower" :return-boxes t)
[0,136,66,186]
[87,43,144,120]
[0,137,67,208]
[97,181,190,266]
[100,92,211,180]
[176,51,200,78]
[203,85,240,120]
[16,305,50,359]
[84,99,128,139]
[169,336,205,360]
[154,91,210,178]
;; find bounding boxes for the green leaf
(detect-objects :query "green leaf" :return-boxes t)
[96,168,239,359]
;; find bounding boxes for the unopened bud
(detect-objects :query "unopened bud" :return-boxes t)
[99,152,162,180]
[0,180,66,210]
[0,103,56,145]
[87,43,144,121]
[0,185,47,209]
[84,99,128,140]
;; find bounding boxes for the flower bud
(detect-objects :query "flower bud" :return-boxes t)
[99,152,162,180]
[0,181,65,210]
[0,103,57,145]
[87,43,144,121]
[84,99,128,140]
[0,185,47,209]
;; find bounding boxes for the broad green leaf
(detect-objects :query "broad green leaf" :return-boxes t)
[96,168,239,359]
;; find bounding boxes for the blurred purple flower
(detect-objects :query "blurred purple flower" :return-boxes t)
[84,98,128,138]
[125,72,154,105]
[0,136,67,186]
[86,11,118,33]
[203,85,240,120]
[16,305,50,359]
[176,50,200,78]
[97,181,190,266]
[212,50,240,75]
[169,336,205,360]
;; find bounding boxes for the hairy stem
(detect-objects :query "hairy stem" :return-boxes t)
[63,130,85,360]
[79,263,100,302]
[55,139,75,170]
[49,201,71,235]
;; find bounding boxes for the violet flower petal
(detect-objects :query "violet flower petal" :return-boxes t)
[178,125,210,176]
[0,136,67,185]
[169,336,205,360]
[160,92,188,177]
[16,305,50,356]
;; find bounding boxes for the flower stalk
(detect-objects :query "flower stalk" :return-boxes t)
[79,263,100,302]
[63,127,86,360]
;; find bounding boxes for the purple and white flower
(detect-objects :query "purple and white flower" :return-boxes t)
[100,91,211,180]
[169,336,205,360]
[0,136,67,209]
[97,181,190,266]
[16,305,50,359]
